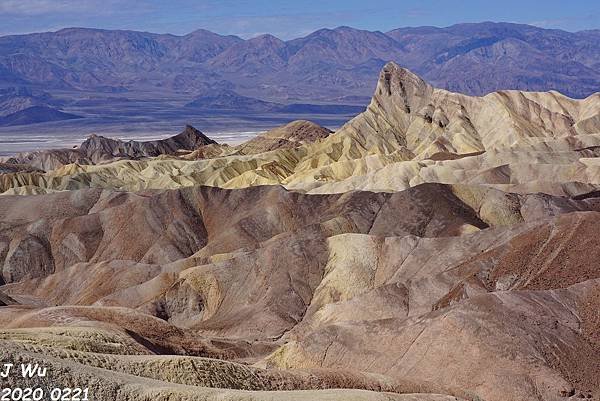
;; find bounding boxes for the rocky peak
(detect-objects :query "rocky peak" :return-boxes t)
[250,34,285,46]
[237,120,331,154]
[175,124,217,147]
[375,62,433,109]
[78,124,216,163]
[351,62,438,147]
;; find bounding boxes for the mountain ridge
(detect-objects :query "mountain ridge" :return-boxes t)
[0,22,598,103]
[2,62,599,197]
[0,105,81,126]
[1,59,600,401]
[3,124,216,171]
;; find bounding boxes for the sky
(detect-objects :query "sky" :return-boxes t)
[0,0,598,39]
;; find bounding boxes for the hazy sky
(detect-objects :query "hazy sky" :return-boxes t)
[0,0,598,38]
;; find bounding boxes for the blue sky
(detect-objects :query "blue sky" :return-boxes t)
[0,0,598,38]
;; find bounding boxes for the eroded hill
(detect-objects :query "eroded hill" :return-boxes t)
[0,63,599,401]
[2,62,599,197]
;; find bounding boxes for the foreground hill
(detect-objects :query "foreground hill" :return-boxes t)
[0,63,599,400]
[235,120,333,154]
[0,184,599,400]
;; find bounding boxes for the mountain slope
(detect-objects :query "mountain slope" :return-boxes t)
[0,87,58,116]
[1,58,600,401]
[185,90,279,112]
[2,62,599,196]
[0,184,599,400]
[387,22,600,97]
[236,120,332,154]
[0,105,81,126]
[4,124,215,171]
[79,124,216,162]
[0,23,598,102]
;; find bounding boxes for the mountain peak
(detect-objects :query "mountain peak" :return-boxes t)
[187,28,220,36]
[77,124,216,163]
[377,62,431,101]
[178,124,216,145]
[305,25,374,39]
[333,25,363,33]
[250,33,284,44]
[237,120,332,154]
[55,27,106,34]
[183,124,200,134]
[185,29,242,41]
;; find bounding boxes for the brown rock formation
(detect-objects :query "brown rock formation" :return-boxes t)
[3,124,216,171]
[1,63,599,401]
[237,120,332,154]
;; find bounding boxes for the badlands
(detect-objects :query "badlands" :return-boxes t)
[0,62,599,401]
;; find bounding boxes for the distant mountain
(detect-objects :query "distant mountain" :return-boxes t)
[207,34,291,74]
[286,26,403,71]
[0,27,241,92]
[277,103,364,114]
[0,22,598,111]
[185,90,279,112]
[185,90,365,114]
[0,106,81,126]
[0,87,58,116]
[386,22,600,97]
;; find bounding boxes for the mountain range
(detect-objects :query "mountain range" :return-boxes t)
[185,89,364,114]
[0,22,599,114]
[0,63,599,400]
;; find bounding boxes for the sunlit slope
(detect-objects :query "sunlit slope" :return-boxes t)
[2,183,600,400]
[2,62,599,196]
